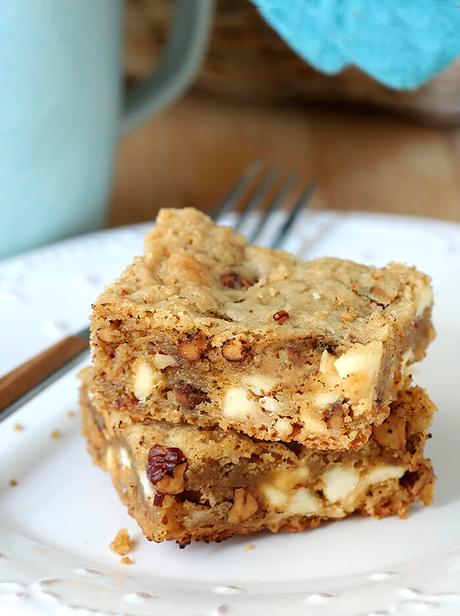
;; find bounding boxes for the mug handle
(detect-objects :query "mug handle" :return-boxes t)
[120,0,214,134]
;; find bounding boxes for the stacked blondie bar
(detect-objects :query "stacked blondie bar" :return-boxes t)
[81,208,436,546]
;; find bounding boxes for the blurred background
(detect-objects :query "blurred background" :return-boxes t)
[2,0,460,261]
[112,0,460,227]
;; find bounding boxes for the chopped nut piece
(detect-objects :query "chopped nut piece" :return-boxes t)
[110,528,132,555]
[156,463,186,494]
[373,414,406,450]
[175,381,209,409]
[13,423,24,432]
[51,429,61,440]
[153,492,175,508]
[153,492,165,507]
[221,338,250,361]
[220,272,254,289]
[120,556,133,565]
[97,320,122,343]
[178,332,208,362]
[9,479,18,487]
[228,488,259,524]
[146,445,187,495]
[273,310,290,324]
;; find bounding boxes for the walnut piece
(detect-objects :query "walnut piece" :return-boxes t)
[97,320,122,343]
[373,414,406,450]
[146,445,187,494]
[175,381,210,409]
[221,338,250,361]
[220,272,255,289]
[273,310,289,324]
[153,492,176,508]
[228,488,259,524]
[178,332,208,362]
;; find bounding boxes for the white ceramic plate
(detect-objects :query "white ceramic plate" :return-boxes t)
[1,211,460,616]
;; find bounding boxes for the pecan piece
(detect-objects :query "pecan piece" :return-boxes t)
[175,381,210,409]
[228,488,259,524]
[153,492,175,508]
[273,310,289,324]
[97,320,122,343]
[178,332,208,362]
[221,338,250,362]
[147,445,187,494]
[220,272,255,289]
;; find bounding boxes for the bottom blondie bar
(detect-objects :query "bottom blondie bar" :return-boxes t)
[80,370,434,546]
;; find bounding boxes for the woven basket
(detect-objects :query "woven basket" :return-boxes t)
[125,0,460,124]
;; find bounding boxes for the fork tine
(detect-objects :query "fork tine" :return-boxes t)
[211,159,262,221]
[234,166,279,232]
[271,181,317,249]
[248,172,298,244]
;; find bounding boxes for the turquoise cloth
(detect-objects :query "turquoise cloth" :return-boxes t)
[251,0,460,89]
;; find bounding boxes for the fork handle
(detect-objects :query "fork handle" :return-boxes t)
[0,334,89,418]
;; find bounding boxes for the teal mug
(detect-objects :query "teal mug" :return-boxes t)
[0,0,213,259]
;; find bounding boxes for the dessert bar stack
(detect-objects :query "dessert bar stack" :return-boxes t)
[81,208,436,546]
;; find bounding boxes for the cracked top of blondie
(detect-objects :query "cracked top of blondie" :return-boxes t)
[95,208,432,346]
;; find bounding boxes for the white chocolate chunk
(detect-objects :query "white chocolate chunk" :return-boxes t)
[319,349,329,374]
[119,447,131,469]
[272,466,310,491]
[275,418,293,437]
[138,469,154,498]
[314,391,340,410]
[132,359,161,401]
[260,484,288,509]
[223,386,260,420]
[415,285,433,319]
[363,464,406,487]
[153,353,177,370]
[322,465,360,503]
[286,488,321,515]
[301,412,328,435]
[260,396,283,413]
[334,341,383,382]
[312,291,321,300]
[242,374,277,396]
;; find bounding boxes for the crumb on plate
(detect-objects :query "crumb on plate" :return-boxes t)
[110,528,132,556]
[120,556,134,565]
[244,543,256,552]
[9,479,18,487]
[51,429,62,440]
[67,410,77,419]
[13,423,24,432]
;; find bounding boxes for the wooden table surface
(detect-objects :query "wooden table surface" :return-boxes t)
[110,92,460,226]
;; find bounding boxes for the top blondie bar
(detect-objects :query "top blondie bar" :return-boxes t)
[90,208,434,449]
